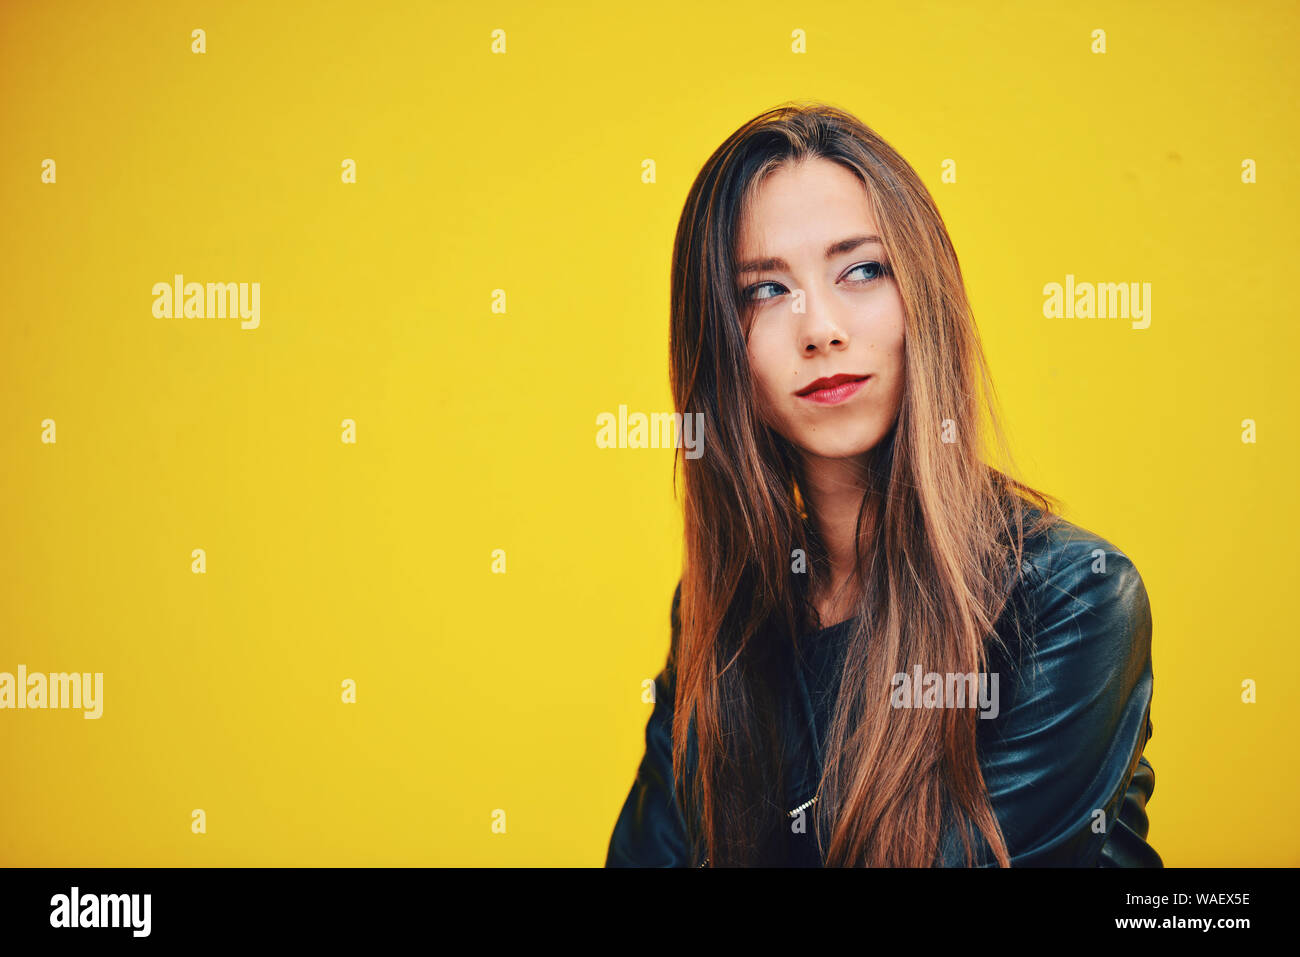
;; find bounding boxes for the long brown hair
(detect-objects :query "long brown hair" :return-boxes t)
[668,101,1062,867]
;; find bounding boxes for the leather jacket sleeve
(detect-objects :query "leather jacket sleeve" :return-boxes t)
[967,544,1161,866]
[605,586,694,867]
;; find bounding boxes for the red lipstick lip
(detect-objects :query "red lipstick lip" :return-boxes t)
[795,373,870,397]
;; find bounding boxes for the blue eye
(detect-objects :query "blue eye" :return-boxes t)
[745,281,784,302]
[740,261,891,303]
[847,261,889,283]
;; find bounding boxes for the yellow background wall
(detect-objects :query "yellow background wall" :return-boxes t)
[1,0,1295,866]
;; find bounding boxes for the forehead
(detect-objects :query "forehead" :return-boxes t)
[735,157,877,254]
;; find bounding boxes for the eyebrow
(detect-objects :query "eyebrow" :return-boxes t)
[735,234,884,275]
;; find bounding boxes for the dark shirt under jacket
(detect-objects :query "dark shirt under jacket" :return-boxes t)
[606,509,1162,867]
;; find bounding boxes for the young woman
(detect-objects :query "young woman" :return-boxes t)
[605,102,1161,868]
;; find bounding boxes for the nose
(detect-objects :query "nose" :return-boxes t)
[798,294,850,354]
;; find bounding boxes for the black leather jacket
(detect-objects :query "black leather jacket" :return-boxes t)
[606,511,1161,867]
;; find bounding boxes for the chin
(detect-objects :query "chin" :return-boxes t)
[792,428,886,461]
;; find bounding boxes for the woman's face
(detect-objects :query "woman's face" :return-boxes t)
[736,157,906,462]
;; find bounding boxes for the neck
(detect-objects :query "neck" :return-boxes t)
[798,452,874,618]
